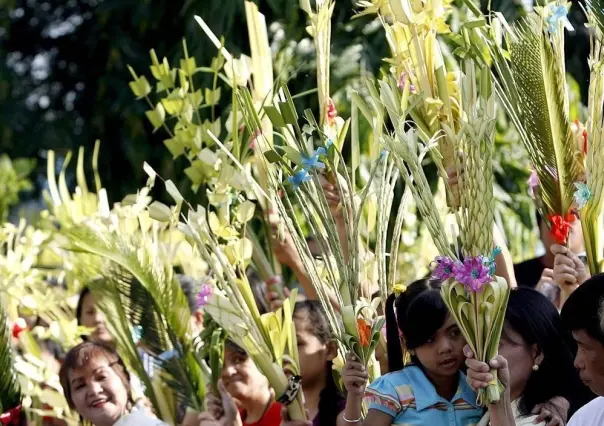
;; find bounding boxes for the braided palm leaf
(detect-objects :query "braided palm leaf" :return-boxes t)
[63,223,206,419]
[581,1,604,274]
[491,13,580,219]
[0,307,22,415]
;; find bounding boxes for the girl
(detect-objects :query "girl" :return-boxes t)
[206,340,282,426]
[466,288,593,425]
[343,278,484,425]
[76,286,114,346]
[292,300,346,425]
[59,342,166,426]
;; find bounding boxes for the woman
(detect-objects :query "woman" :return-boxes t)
[206,340,281,426]
[76,286,114,345]
[467,288,593,425]
[59,341,166,426]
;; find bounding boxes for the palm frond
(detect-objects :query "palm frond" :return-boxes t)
[491,15,579,217]
[0,307,22,414]
[587,0,604,39]
[64,223,206,415]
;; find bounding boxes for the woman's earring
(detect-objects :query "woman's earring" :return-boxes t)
[532,364,539,371]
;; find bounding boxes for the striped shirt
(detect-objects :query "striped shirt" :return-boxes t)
[364,365,483,426]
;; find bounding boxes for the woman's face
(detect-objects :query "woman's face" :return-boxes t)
[221,346,269,402]
[69,357,129,426]
[79,293,113,344]
[499,323,539,400]
[294,313,336,389]
[415,315,465,379]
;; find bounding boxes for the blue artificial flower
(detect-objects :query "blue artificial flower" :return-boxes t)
[287,169,312,190]
[546,5,571,35]
[325,138,334,149]
[301,152,325,171]
[131,325,143,344]
[574,182,591,208]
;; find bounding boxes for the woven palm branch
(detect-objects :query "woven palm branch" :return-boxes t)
[0,307,22,416]
[63,223,207,418]
[490,13,580,220]
[580,1,604,274]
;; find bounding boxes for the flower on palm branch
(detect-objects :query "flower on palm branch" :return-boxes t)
[528,169,540,198]
[287,170,312,190]
[196,283,213,308]
[548,213,576,244]
[432,256,456,281]
[544,3,573,34]
[452,257,492,292]
[574,182,591,209]
[357,319,371,347]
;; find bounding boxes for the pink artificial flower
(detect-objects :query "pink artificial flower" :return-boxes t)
[397,72,416,94]
[432,256,456,281]
[196,283,212,308]
[453,257,491,292]
[528,169,539,198]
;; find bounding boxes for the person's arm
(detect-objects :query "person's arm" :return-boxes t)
[337,353,368,426]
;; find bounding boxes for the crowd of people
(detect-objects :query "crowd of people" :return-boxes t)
[37,173,604,426]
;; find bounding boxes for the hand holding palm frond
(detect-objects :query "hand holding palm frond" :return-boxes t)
[375,60,510,405]
[490,7,582,243]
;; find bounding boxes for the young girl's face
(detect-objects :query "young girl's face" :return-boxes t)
[68,357,129,426]
[221,346,269,403]
[294,313,336,388]
[79,293,113,345]
[414,315,465,379]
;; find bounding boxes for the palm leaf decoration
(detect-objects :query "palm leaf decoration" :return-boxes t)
[579,0,604,274]
[0,307,22,418]
[62,221,207,420]
[490,10,581,225]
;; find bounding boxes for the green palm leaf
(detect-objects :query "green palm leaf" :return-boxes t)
[64,224,206,416]
[0,307,22,414]
[491,14,579,218]
[587,0,604,38]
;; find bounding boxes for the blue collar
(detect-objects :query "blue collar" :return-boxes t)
[406,365,478,411]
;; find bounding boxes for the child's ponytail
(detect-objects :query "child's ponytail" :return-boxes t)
[386,293,404,372]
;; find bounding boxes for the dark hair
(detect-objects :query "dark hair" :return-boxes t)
[385,278,445,372]
[76,287,91,326]
[59,342,133,410]
[561,273,604,345]
[294,300,345,426]
[176,274,201,313]
[506,288,592,416]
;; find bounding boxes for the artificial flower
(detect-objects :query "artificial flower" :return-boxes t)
[0,405,23,426]
[574,182,591,209]
[548,213,576,244]
[196,283,213,308]
[357,318,371,347]
[545,4,573,35]
[301,152,326,172]
[131,325,143,344]
[528,169,539,198]
[453,257,491,292]
[12,318,27,339]
[326,98,338,125]
[432,256,456,281]
[287,170,312,190]
[397,71,416,93]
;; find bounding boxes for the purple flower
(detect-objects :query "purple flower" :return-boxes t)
[196,283,212,308]
[287,169,312,190]
[397,72,416,94]
[528,169,539,197]
[432,256,456,281]
[453,257,491,292]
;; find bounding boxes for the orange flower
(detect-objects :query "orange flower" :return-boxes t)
[357,319,371,347]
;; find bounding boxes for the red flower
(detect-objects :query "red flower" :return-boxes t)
[357,319,371,347]
[12,318,27,339]
[326,98,337,125]
[583,129,588,155]
[548,213,576,244]
[0,405,22,425]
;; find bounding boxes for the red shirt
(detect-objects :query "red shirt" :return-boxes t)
[242,401,282,426]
